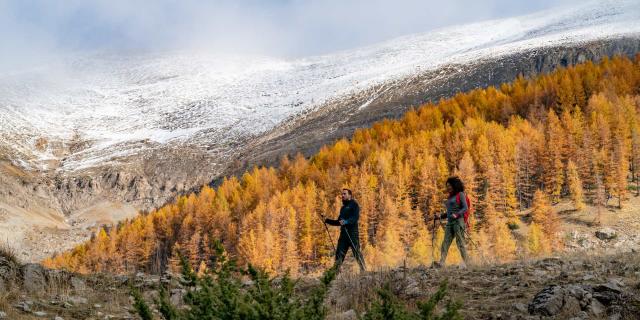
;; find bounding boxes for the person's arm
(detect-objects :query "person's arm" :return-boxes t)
[341,203,360,225]
[324,218,341,226]
[453,192,468,219]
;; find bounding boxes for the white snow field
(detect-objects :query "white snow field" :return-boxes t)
[1,0,639,172]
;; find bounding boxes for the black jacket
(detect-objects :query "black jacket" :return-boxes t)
[325,199,360,232]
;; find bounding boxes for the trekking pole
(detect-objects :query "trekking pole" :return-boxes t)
[463,229,489,265]
[316,212,336,253]
[343,227,367,271]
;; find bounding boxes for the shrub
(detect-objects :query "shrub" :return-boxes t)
[135,240,337,320]
[131,287,153,320]
[363,279,462,320]
[0,242,19,265]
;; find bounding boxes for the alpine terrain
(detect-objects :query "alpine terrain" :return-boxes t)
[2,0,640,262]
[2,0,640,319]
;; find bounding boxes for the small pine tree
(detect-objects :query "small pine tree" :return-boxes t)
[362,283,412,320]
[157,286,179,320]
[131,287,153,320]
[567,160,585,210]
[531,190,561,251]
[492,221,517,263]
[417,280,463,320]
[527,222,548,257]
[363,279,462,320]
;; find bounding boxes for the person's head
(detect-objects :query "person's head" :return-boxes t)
[446,176,464,196]
[341,188,353,201]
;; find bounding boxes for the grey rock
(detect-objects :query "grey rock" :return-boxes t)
[532,270,547,278]
[170,289,186,306]
[592,281,623,306]
[528,285,583,317]
[592,290,619,306]
[22,263,46,293]
[568,311,589,320]
[563,295,582,316]
[115,275,129,285]
[70,276,86,291]
[587,299,605,316]
[597,282,622,293]
[404,279,423,298]
[32,311,47,317]
[566,284,593,308]
[54,316,64,320]
[242,279,255,287]
[607,278,625,288]
[514,303,528,313]
[528,286,565,316]
[595,228,617,240]
[14,301,31,312]
[68,296,88,305]
[0,311,6,319]
[609,313,622,320]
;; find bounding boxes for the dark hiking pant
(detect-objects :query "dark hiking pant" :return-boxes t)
[439,220,469,264]
[335,227,366,272]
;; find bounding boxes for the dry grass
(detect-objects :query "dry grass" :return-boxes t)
[326,251,640,319]
[0,241,19,265]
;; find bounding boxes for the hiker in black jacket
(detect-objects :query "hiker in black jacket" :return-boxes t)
[324,188,366,272]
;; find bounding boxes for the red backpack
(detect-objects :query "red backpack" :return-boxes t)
[455,193,473,229]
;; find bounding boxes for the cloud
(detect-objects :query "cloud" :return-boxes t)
[0,0,582,72]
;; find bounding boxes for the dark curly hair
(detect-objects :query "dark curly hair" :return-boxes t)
[446,176,465,197]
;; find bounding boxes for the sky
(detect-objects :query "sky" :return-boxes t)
[1,0,582,72]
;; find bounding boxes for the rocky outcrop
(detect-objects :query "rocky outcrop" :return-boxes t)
[595,228,617,240]
[22,264,47,293]
[0,253,181,319]
[528,281,639,319]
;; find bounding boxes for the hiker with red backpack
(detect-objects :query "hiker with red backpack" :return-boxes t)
[433,176,470,268]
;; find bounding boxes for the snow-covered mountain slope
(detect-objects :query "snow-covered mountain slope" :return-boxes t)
[1,0,639,174]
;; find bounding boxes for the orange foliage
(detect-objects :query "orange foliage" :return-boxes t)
[43,55,640,274]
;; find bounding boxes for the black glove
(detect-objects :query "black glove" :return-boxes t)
[325,218,341,226]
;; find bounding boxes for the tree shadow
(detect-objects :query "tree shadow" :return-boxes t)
[564,216,596,227]
[557,209,578,216]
